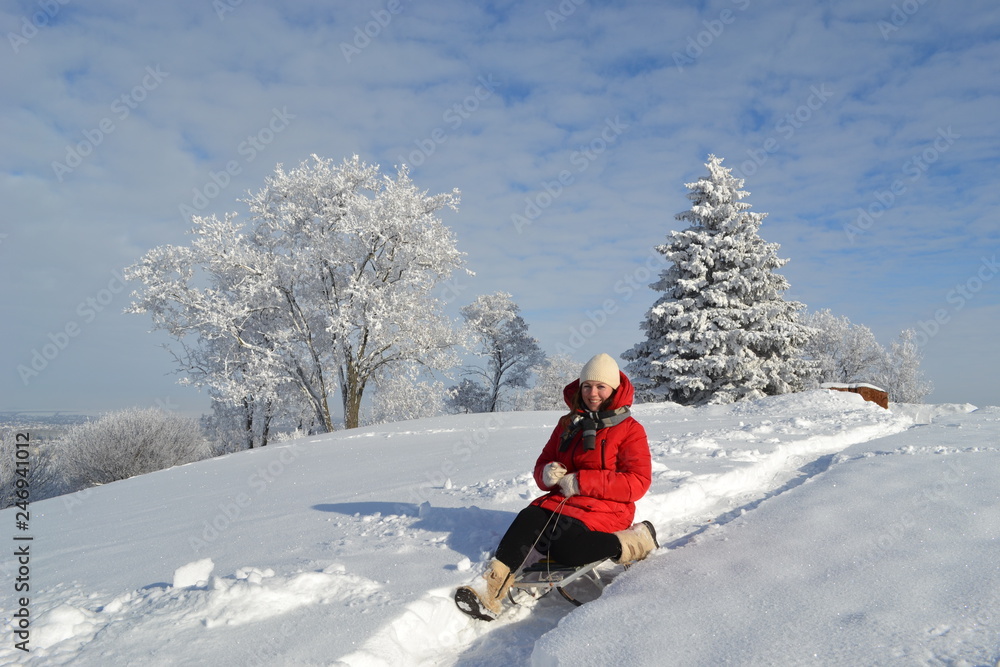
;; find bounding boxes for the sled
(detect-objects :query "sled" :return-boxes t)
[508,557,612,607]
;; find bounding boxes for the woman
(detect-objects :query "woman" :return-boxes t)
[454,353,658,621]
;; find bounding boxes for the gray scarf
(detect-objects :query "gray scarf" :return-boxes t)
[559,407,631,451]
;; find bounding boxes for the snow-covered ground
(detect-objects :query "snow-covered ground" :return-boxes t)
[2,390,997,666]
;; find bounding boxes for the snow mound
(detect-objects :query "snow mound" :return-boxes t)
[18,564,383,664]
[172,557,214,588]
[889,401,978,424]
[32,605,103,653]
[336,587,499,666]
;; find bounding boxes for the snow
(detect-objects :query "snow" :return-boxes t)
[172,558,215,589]
[2,390,999,665]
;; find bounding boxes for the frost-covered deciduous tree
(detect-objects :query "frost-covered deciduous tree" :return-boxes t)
[59,408,210,489]
[623,155,815,405]
[800,311,932,403]
[203,384,314,452]
[872,329,933,403]
[801,309,884,384]
[174,333,287,450]
[445,378,492,414]
[370,363,450,424]
[519,353,581,410]
[127,155,466,430]
[450,292,546,412]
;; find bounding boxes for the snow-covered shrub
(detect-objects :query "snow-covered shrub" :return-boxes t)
[369,363,450,424]
[0,428,64,509]
[59,408,211,489]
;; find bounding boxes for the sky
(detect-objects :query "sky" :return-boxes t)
[1,0,998,417]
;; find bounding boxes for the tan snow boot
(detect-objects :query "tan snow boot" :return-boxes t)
[454,559,513,621]
[614,520,659,565]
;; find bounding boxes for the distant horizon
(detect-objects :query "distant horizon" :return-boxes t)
[3,386,995,427]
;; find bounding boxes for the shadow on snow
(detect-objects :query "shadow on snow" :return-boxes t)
[312,501,516,562]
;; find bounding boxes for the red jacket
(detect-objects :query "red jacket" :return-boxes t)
[531,371,651,533]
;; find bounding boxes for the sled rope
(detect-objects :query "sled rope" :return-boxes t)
[515,496,570,580]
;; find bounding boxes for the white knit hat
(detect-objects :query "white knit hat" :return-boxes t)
[579,353,621,389]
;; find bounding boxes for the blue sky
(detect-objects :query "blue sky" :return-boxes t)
[1,0,998,416]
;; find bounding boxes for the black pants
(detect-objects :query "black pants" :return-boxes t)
[494,504,622,570]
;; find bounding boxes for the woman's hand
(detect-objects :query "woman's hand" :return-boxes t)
[557,472,579,497]
[542,462,567,487]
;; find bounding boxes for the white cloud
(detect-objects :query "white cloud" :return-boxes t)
[1,0,998,412]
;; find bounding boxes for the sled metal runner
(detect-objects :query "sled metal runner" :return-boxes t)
[509,558,610,607]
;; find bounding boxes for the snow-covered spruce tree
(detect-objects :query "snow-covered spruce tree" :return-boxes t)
[447,292,546,413]
[622,155,815,405]
[127,155,466,430]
